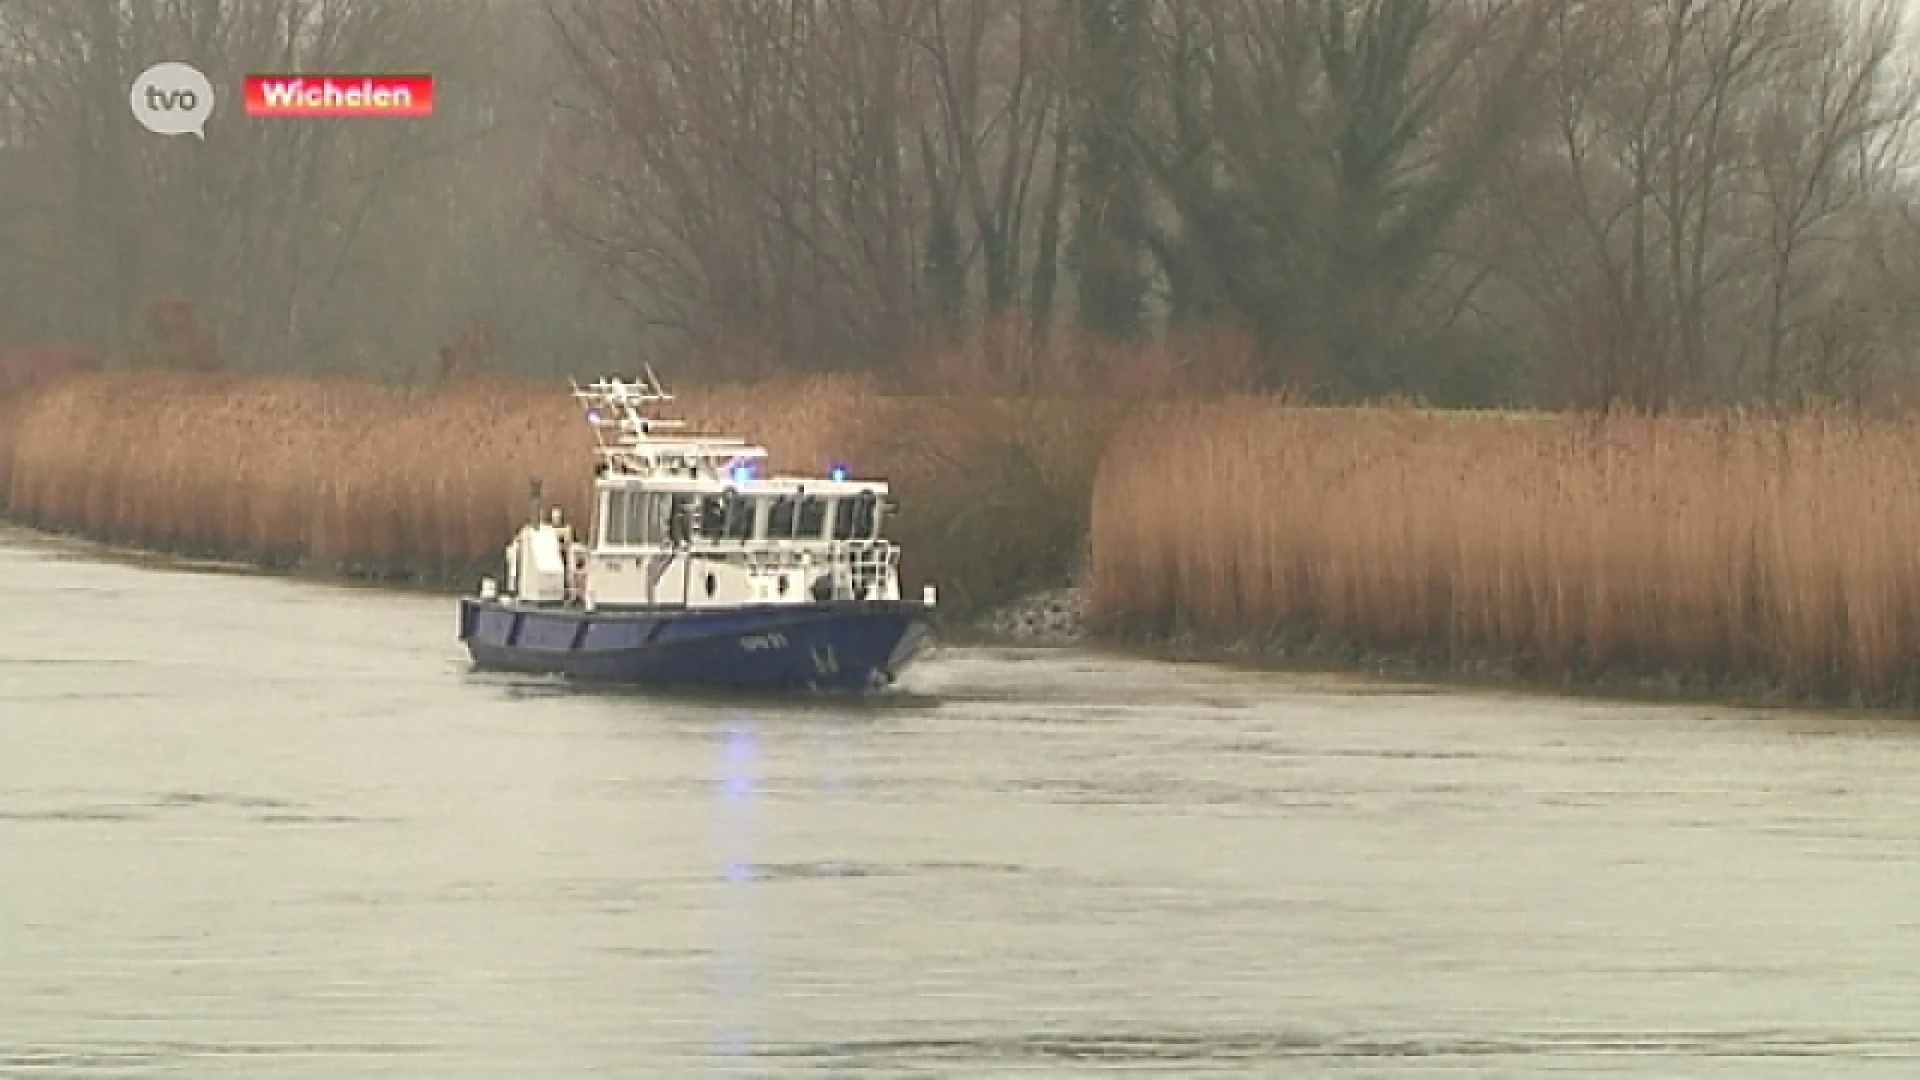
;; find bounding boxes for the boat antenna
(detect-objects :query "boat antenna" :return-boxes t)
[527,476,543,526]
[642,361,672,400]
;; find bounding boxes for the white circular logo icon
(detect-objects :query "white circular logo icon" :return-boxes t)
[130,62,215,138]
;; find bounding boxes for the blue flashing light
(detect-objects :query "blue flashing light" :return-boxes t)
[829,464,850,482]
[731,464,754,484]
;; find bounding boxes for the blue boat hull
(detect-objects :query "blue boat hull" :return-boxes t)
[458,598,936,692]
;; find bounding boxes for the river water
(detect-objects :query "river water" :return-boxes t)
[4,530,1920,1077]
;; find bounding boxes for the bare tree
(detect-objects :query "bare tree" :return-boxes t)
[1747,0,1915,401]
[545,0,939,372]
[1491,0,1915,409]
[1129,0,1558,396]
[912,0,1073,325]
[1070,0,1150,340]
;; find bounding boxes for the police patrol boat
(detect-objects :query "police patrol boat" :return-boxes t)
[457,369,937,691]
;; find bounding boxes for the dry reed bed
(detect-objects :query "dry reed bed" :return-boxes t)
[0,373,1114,607]
[1088,403,1920,702]
[0,374,882,581]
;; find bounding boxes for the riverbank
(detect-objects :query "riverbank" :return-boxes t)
[0,522,267,578]
[1104,625,1834,711]
[0,511,1883,712]
[967,588,1855,711]
[0,521,465,598]
[9,370,1920,709]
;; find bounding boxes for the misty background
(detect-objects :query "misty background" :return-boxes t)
[1,0,1917,409]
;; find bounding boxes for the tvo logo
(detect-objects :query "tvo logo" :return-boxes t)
[130,62,215,139]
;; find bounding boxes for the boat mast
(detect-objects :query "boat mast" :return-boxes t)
[570,369,768,487]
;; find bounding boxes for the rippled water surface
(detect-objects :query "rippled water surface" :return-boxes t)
[5,530,1920,1076]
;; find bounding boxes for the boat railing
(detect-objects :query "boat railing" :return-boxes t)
[837,540,900,569]
[725,540,897,572]
[595,442,767,476]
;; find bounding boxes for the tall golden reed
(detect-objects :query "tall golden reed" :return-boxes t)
[0,373,882,581]
[1088,402,1920,702]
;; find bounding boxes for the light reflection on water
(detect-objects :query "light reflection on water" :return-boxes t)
[713,719,758,1072]
[5,529,1920,1076]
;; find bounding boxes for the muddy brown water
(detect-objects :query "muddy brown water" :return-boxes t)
[5,528,1920,1077]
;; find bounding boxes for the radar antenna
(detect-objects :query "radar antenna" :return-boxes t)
[569,371,766,478]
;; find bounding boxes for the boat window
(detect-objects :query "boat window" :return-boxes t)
[852,491,878,538]
[666,494,692,545]
[654,495,677,544]
[797,495,827,538]
[768,495,797,538]
[606,491,642,546]
[625,492,653,545]
[831,498,858,540]
[698,495,726,539]
[830,494,879,540]
[724,492,754,540]
[602,492,671,546]
[600,491,623,545]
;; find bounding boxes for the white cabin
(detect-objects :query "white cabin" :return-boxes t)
[491,370,929,612]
